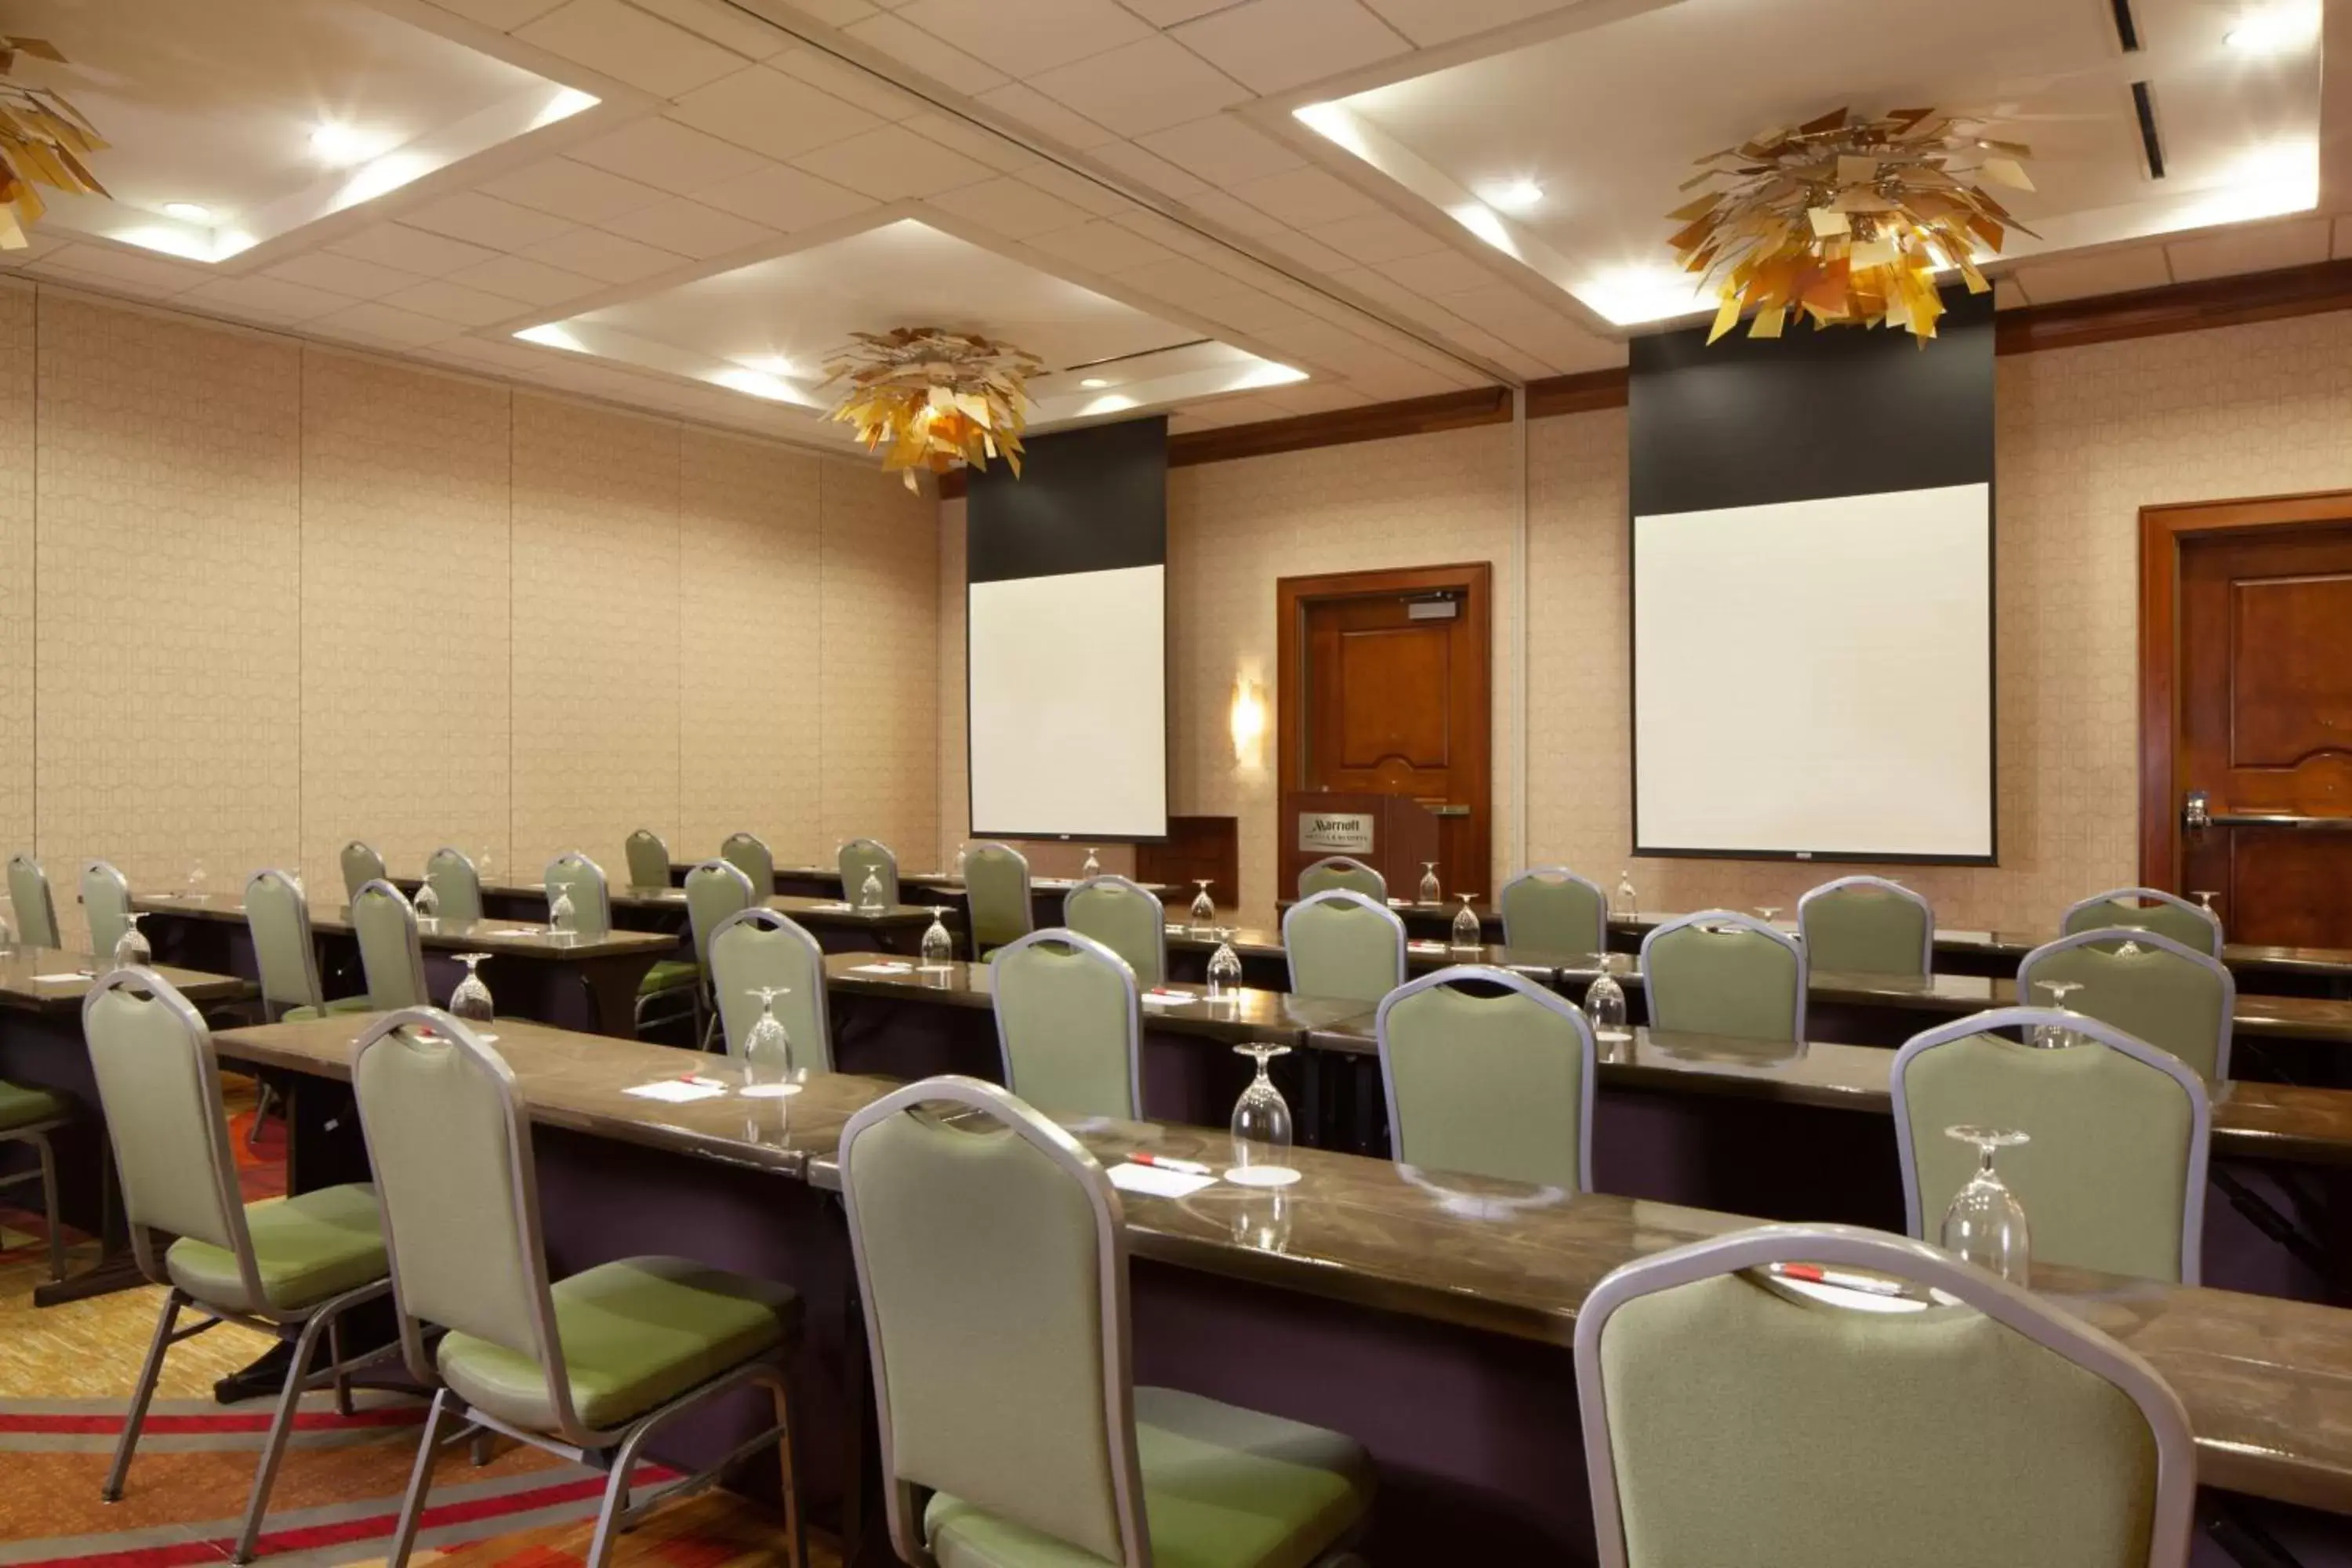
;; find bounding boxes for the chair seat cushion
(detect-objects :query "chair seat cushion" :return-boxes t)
[165,1182,387,1314]
[0,1078,66,1131]
[640,960,702,996]
[284,996,377,1022]
[437,1255,800,1435]
[925,1386,1372,1568]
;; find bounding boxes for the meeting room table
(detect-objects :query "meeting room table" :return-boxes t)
[671,860,1181,931]
[463,878,962,956]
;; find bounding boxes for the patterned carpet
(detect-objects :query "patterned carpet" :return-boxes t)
[0,1079,835,1568]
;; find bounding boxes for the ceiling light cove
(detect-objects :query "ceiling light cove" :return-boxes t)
[514,323,587,352]
[1479,179,1544,213]
[710,366,808,403]
[160,201,210,223]
[1080,392,1139,415]
[1578,263,1713,327]
[735,354,799,377]
[1080,376,1112,388]
[307,121,395,167]
[2225,1,2321,53]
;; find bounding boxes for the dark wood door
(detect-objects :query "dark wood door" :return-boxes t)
[2175,523,2352,948]
[1279,564,1492,901]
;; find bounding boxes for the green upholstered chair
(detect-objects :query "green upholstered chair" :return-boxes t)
[2016,931,2234,1080]
[684,858,758,1048]
[82,859,133,965]
[964,841,1034,958]
[341,840,388,905]
[1376,966,1595,1192]
[1283,889,1406,1004]
[1573,1223,2195,1568]
[720,831,776,895]
[423,846,485,927]
[1298,855,1385,901]
[1893,1007,2211,1283]
[245,869,372,1022]
[710,907,833,1073]
[839,1076,1374,1568]
[83,969,391,1564]
[623,828,671,893]
[1797,875,1934,977]
[1064,874,1167,989]
[840,837,901,908]
[1497,868,1607,956]
[351,879,430,1011]
[2060,887,2221,958]
[354,1010,808,1568]
[1639,910,1807,1044]
[991,929,1143,1121]
[546,851,614,941]
[7,852,60,949]
[0,1068,67,1283]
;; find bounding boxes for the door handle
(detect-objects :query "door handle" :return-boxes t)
[2204,811,2352,832]
[2183,790,2210,831]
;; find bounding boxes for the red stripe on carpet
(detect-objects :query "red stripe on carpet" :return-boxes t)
[0,1406,427,1436]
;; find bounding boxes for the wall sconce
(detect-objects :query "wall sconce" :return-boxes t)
[1230,677,1267,764]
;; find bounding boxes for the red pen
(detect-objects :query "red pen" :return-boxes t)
[1773,1261,1907,1298]
[1130,1152,1211,1175]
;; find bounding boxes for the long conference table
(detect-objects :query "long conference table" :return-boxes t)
[203,1006,2352,1564]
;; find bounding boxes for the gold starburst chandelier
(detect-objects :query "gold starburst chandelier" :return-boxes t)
[1668,107,2032,343]
[0,35,107,250]
[823,326,1042,492]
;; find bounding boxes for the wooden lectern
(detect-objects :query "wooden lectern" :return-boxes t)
[1279,790,1442,902]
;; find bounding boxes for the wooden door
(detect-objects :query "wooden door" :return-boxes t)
[1279,564,1491,900]
[2147,495,2352,948]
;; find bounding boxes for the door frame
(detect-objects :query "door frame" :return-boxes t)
[2137,487,2352,888]
[1276,561,1494,892]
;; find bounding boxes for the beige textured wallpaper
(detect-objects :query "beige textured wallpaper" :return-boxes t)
[0,282,939,947]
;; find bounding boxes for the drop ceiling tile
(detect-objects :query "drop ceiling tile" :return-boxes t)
[895,0,1152,77]
[1171,0,1408,95]
[788,0,882,24]
[843,13,1011,95]
[179,274,351,323]
[903,112,1043,173]
[1112,209,1218,256]
[515,0,750,96]
[1114,253,1258,309]
[1025,36,1250,137]
[694,163,880,228]
[599,197,781,257]
[1374,247,1497,296]
[480,157,674,224]
[923,174,1097,238]
[260,252,429,299]
[1016,162,1132,216]
[521,227,686,283]
[570,118,774,191]
[1445,322,1552,379]
[424,0,571,27]
[1269,383,1371,414]
[1305,209,1446,265]
[381,278,533,326]
[2165,218,2330,283]
[314,302,463,348]
[1026,219,1180,272]
[1358,0,1570,45]
[1229,165,1383,227]
[1196,289,1322,334]
[2008,247,2171,304]
[1135,115,1305,185]
[405,191,580,250]
[671,66,886,162]
[791,124,996,199]
[1120,0,1247,24]
[976,84,1121,151]
[1179,187,1291,242]
[774,47,927,120]
[626,0,791,59]
[443,252,608,306]
[325,223,501,278]
[1087,140,1210,199]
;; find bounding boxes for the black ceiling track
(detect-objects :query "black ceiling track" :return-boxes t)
[2110,0,2143,51]
[2132,81,2167,179]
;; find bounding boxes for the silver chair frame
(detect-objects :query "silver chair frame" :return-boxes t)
[82,858,133,964]
[2061,886,2223,956]
[1298,855,1386,901]
[244,867,330,1019]
[340,840,387,903]
[1573,1223,2197,1568]
[1064,873,1168,988]
[990,927,1145,1120]
[1796,874,1935,975]
[622,827,671,893]
[840,837,902,907]
[7,851,60,949]
[684,858,759,1050]
[964,841,1035,956]
[720,830,776,893]
[1374,964,1599,1192]
[1497,867,1607,954]
[1283,887,1408,998]
[87,969,395,1564]
[1890,1005,2213,1284]
[352,877,430,1009]
[352,1009,807,1568]
[2016,927,2237,1081]
[708,906,835,1069]
[1638,909,1809,1042]
[0,1105,66,1283]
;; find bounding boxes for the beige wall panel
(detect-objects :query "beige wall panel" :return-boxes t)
[818,463,938,866]
[0,283,32,926]
[299,349,512,898]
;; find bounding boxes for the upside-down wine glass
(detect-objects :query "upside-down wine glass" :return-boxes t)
[1584,965,1631,1045]
[414,880,441,930]
[1207,927,1243,1001]
[450,953,495,1026]
[739,986,801,1094]
[1940,1125,2031,1285]
[1615,869,1637,919]
[187,858,207,900]
[953,842,969,880]
[2031,979,2083,1047]
[920,910,954,971]
[113,912,151,969]
[1451,892,1482,952]
[1227,1043,1297,1185]
[1417,861,1442,906]
[1081,847,1102,880]
[1756,905,1782,928]
[858,867,886,913]
[1190,880,1216,934]
[548,887,577,944]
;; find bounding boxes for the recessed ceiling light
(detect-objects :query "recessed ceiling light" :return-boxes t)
[514,324,586,352]
[1081,392,1138,416]
[736,354,798,377]
[1080,376,1111,388]
[161,201,212,223]
[309,122,390,167]
[2224,1,2321,52]
[1479,179,1544,213]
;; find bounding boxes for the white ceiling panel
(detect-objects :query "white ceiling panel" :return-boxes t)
[521,227,688,282]
[443,251,607,304]
[893,0,1154,78]
[1171,0,1411,96]
[479,157,673,223]
[514,0,748,96]
[568,117,775,191]
[692,164,880,230]
[325,223,502,277]
[841,13,1012,95]
[1024,36,1252,137]
[382,277,534,325]
[924,176,1100,238]
[2165,216,2332,282]
[406,191,581,250]
[670,67,888,162]
[597,197,782,257]
[790,124,998,199]
[2009,248,2174,304]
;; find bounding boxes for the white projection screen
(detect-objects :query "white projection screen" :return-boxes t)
[1633,484,1993,858]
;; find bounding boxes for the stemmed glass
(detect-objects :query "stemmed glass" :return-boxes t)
[953,842,968,879]
[2030,979,2082,1047]
[548,887,577,944]
[1583,964,1631,1044]
[414,880,441,930]
[1615,870,1637,918]
[475,848,495,887]
[857,867,886,913]
[1940,1125,2031,1284]
[1226,1044,1298,1185]
[187,858,207,900]
[1189,880,1215,934]
[919,910,955,971]
[1229,1185,1290,1254]
[1081,847,1102,880]
[1417,861,1441,905]
[450,954,495,1027]
[1207,927,1242,1001]
[1756,905,1782,927]
[113,912,152,968]
[739,986,803,1096]
[1450,892,1482,952]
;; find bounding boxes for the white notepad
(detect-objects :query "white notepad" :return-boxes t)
[849,962,913,976]
[1142,988,1199,1007]
[808,902,855,913]
[1108,1162,1217,1199]
[31,972,88,984]
[625,1078,728,1103]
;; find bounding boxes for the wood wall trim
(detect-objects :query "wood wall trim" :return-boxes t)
[2136,487,2352,890]
[932,260,2352,499]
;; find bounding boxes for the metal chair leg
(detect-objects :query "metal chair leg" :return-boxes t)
[246,1083,275,1152]
[583,1426,651,1568]
[387,1388,460,1568]
[103,1290,183,1501]
[771,1372,809,1568]
[231,1308,336,1563]
[31,1131,62,1283]
[328,1316,353,1417]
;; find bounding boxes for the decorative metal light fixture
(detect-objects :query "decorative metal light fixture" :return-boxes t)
[823,326,1042,492]
[1668,107,2032,343]
[0,36,107,249]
